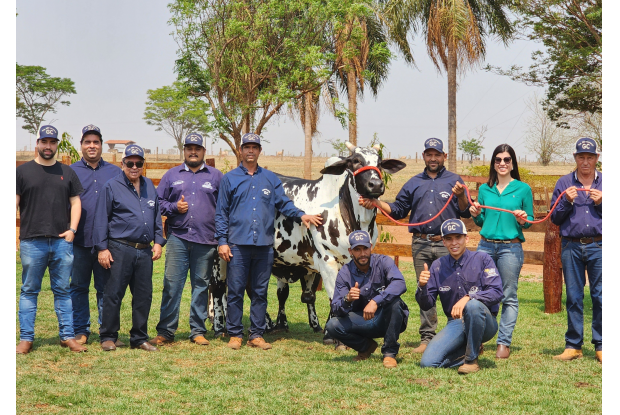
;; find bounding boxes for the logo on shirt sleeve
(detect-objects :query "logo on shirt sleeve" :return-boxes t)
[172,180,184,186]
[484,268,499,278]
[439,286,451,292]
[202,182,213,189]
[262,189,271,196]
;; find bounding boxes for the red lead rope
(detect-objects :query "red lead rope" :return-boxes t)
[369,186,595,227]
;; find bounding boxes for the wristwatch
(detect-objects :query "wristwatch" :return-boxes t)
[69,228,77,234]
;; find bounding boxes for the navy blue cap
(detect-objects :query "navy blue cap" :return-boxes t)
[123,144,145,159]
[184,132,205,148]
[82,124,102,138]
[573,137,599,155]
[241,133,261,147]
[441,219,467,237]
[38,125,59,140]
[423,138,444,153]
[348,230,372,249]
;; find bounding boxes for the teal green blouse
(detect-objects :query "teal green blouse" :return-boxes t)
[473,180,534,242]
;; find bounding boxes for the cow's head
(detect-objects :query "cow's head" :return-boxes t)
[320,142,406,198]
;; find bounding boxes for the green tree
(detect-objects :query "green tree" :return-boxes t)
[380,0,514,172]
[458,138,484,163]
[16,64,76,136]
[57,132,81,163]
[327,138,349,156]
[143,81,213,160]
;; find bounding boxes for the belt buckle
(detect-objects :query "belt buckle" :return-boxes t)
[579,237,590,244]
[426,234,435,241]
[502,240,511,244]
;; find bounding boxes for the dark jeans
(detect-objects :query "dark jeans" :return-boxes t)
[325,299,408,357]
[412,238,449,343]
[420,299,498,368]
[226,245,274,340]
[99,240,154,347]
[155,235,217,340]
[70,244,106,337]
[561,239,602,351]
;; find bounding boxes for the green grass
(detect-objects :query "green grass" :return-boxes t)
[16,252,601,414]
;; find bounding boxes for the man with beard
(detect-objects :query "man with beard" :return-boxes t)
[149,133,223,347]
[69,125,121,346]
[16,125,86,354]
[359,138,470,353]
[325,230,409,368]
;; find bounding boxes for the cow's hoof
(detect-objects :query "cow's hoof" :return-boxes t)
[213,332,228,339]
[268,326,289,334]
[312,326,323,333]
[323,337,336,345]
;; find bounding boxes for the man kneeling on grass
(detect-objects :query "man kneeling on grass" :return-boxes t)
[417,219,503,374]
[325,230,409,368]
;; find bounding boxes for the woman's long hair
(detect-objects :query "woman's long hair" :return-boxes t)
[487,144,520,187]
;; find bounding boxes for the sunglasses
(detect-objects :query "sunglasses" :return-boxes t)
[125,161,144,169]
[494,157,512,164]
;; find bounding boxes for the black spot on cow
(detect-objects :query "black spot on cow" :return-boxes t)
[271,264,311,283]
[277,239,292,253]
[328,218,340,247]
[307,184,319,202]
[323,255,329,261]
[281,217,295,236]
[296,236,315,261]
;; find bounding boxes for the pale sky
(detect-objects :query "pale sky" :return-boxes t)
[17,1,547,159]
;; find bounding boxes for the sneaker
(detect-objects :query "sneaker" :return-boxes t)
[227,337,243,350]
[383,356,397,368]
[553,349,583,361]
[353,339,378,362]
[248,337,272,350]
[458,359,479,374]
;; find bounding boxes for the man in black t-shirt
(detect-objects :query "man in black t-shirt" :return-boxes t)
[16,125,86,354]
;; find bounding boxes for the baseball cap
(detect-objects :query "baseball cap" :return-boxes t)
[184,132,205,148]
[573,137,600,155]
[82,124,102,138]
[38,125,59,140]
[440,219,467,237]
[241,133,261,147]
[423,138,444,153]
[348,230,372,249]
[123,144,145,159]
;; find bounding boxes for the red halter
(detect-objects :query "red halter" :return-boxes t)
[352,165,383,179]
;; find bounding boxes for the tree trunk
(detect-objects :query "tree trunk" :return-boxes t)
[347,68,357,146]
[177,138,183,161]
[303,92,313,180]
[447,44,457,172]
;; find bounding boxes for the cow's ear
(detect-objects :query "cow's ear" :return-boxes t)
[380,159,407,174]
[320,159,349,175]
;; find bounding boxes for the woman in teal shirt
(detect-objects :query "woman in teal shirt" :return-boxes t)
[470,144,534,360]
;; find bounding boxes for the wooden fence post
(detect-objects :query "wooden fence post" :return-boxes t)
[112,152,117,163]
[156,147,159,161]
[543,219,563,313]
[415,152,418,163]
[61,155,71,165]
[394,256,399,268]
[483,154,485,164]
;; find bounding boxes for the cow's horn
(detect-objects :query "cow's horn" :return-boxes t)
[372,144,381,152]
[345,141,356,153]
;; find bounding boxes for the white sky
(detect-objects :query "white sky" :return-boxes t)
[14,0,548,159]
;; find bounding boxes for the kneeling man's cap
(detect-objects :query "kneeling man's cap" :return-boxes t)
[349,230,372,249]
[38,125,59,140]
[423,137,443,153]
[441,219,467,237]
[241,133,261,147]
[184,132,205,148]
[573,137,600,155]
[123,144,145,159]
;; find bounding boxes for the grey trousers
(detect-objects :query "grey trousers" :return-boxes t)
[412,237,450,344]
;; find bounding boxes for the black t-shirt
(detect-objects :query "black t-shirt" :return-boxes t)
[17,160,84,240]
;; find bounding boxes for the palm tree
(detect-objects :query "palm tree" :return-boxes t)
[381,0,513,171]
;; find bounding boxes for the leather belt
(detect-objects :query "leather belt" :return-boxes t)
[111,238,151,250]
[413,233,443,242]
[481,236,520,244]
[562,236,602,244]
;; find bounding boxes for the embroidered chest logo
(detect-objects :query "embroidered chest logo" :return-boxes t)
[172,180,184,186]
[202,182,213,189]
[469,286,479,294]
[262,189,271,196]
[147,200,155,207]
[440,191,450,199]
[485,268,499,277]
[439,286,451,292]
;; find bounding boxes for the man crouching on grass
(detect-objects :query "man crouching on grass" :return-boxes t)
[325,230,409,368]
[417,219,503,374]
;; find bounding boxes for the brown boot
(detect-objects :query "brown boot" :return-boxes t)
[383,356,397,368]
[60,338,88,352]
[227,337,243,350]
[191,335,210,346]
[412,343,427,354]
[16,341,33,355]
[353,339,378,361]
[458,359,480,374]
[553,349,583,361]
[115,339,126,347]
[101,340,117,351]
[335,343,349,352]
[248,337,272,350]
[595,351,602,363]
[149,335,173,346]
[496,344,510,359]
[75,333,89,345]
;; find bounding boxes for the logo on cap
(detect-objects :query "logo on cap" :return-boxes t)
[45,127,56,135]
[84,124,100,132]
[579,141,592,149]
[426,139,439,147]
[130,147,140,154]
[188,134,200,142]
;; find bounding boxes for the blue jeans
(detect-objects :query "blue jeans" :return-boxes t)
[155,235,217,340]
[325,299,408,357]
[226,245,273,340]
[420,299,498,368]
[70,244,106,337]
[19,237,75,342]
[477,240,523,346]
[561,239,602,351]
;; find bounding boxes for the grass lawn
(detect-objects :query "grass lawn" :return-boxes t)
[16,252,601,414]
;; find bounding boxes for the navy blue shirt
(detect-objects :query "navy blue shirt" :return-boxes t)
[157,163,223,245]
[92,172,166,251]
[388,167,471,235]
[331,254,408,317]
[550,171,602,238]
[215,164,305,246]
[415,249,503,318]
[70,158,121,247]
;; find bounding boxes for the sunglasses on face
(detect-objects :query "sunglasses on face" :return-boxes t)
[125,161,144,169]
[494,157,512,164]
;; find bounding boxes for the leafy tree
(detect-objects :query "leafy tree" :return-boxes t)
[458,138,483,163]
[143,81,213,160]
[16,64,76,136]
[327,138,349,156]
[486,0,601,122]
[57,132,81,163]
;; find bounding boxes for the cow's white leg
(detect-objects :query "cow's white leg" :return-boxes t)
[313,256,341,344]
